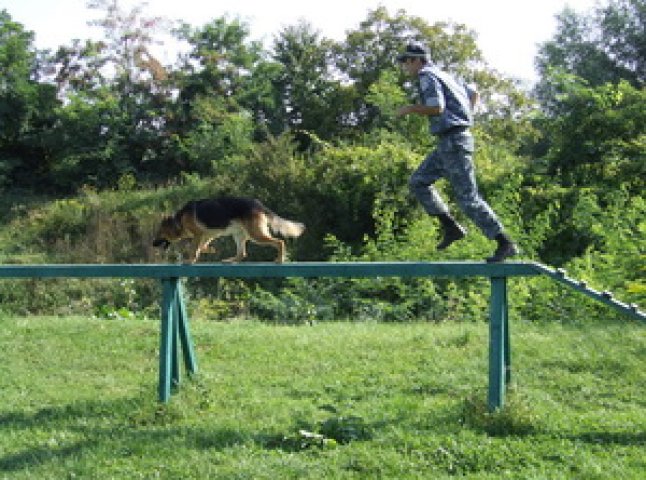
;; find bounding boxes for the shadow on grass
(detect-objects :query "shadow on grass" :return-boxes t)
[564,430,646,446]
[8,386,639,475]
[1,388,397,472]
[0,441,96,472]
[1,389,387,472]
[458,389,646,446]
[0,390,253,474]
[0,398,135,429]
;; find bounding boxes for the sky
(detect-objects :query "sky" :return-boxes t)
[3,0,600,84]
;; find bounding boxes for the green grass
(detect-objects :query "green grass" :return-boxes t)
[1,315,644,479]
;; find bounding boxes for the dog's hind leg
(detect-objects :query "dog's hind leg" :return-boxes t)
[254,235,285,263]
[245,214,286,263]
[221,231,248,263]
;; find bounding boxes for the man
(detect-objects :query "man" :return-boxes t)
[395,42,519,262]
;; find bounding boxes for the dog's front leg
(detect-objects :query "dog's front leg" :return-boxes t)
[202,244,217,254]
[197,238,217,256]
[186,238,203,264]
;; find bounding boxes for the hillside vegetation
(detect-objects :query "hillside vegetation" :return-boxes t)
[0,1,643,320]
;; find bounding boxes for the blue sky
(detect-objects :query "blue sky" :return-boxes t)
[4,0,599,84]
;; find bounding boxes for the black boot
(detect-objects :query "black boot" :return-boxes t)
[436,214,467,250]
[486,233,519,263]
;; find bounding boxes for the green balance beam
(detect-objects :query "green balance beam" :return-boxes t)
[0,261,540,279]
[1,261,641,410]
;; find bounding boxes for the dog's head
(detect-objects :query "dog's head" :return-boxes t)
[152,216,183,250]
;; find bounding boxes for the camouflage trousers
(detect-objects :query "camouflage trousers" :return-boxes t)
[408,130,503,240]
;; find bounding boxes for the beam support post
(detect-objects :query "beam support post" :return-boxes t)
[488,276,509,411]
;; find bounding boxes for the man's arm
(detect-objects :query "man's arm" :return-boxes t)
[396,104,442,117]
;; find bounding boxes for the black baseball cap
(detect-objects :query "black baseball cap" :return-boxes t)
[396,42,430,62]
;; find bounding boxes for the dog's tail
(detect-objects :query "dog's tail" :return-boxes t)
[266,213,305,238]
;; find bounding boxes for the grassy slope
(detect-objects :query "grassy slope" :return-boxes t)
[1,316,644,479]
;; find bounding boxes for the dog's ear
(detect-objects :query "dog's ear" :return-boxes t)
[159,215,174,227]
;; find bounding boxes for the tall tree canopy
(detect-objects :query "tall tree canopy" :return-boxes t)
[535,0,645,96]
[530,0,645,192]
[0,9,59,186]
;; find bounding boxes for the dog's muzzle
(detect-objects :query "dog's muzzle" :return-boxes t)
[152,238,170,249]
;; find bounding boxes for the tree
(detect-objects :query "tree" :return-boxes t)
[336,7,483,88]
[536,73,645,190]
[597,0,646,84]
[0,9,36,148]
[170,16,262,172]
[535,0,645,99]
[173,15,263,118]
[335,6,535,144]
[87,0,170,95]
[269,21,351,145]
[0,9,58,188]
[38,0,176,190]
[531,0,645,191]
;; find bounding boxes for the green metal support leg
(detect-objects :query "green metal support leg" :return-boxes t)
[159,278,177,403]
[171,297,180,388]
[176,281,198,376]
[504,294,511,386]
[159,277,198,403]
[488,276,509,411]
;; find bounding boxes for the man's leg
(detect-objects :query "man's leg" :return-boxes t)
[409,150,467,250]
[445,145,518,261]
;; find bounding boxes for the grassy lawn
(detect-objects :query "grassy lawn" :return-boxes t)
[0,315,644,479]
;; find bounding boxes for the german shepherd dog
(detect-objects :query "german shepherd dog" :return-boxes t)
[152,197,305,263]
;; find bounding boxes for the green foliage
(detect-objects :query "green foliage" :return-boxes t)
[535,0,645,91]
[0,10,36,147]
[270,22,346,146]
[180,109,255,175]
[0,277,159,317]
[248,286,319,325]
[0,1,643,325]
[0,10,60,188]
[535,75,645,190]
[1,3,535,189]
[460,387,538,436]
[366,69,429,144]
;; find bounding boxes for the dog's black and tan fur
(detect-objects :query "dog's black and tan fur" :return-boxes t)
[152,197,305,263]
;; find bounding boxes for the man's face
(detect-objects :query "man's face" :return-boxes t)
[399,57,423,76]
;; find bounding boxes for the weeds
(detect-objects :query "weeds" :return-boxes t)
[460,387,539,436]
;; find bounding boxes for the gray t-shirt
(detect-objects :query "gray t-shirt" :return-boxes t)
[418,65,475,135]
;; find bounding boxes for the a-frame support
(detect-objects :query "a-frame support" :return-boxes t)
[159,277,198,402]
